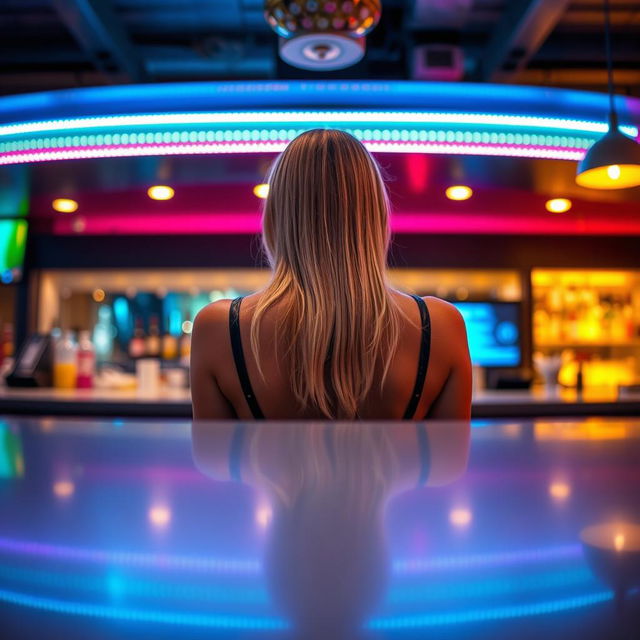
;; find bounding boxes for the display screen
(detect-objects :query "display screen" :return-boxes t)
[0,219,27,284]
[452,302,521,367]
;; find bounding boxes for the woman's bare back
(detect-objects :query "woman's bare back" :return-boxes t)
[190,289,471,420]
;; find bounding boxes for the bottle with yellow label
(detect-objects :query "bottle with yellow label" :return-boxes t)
[53,330,78,389]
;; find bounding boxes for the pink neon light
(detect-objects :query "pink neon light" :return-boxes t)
[54,213,262,235]
[366,141,584,160]
[0,142,286,165]
[0,140,586,166]
[53,211,640,236]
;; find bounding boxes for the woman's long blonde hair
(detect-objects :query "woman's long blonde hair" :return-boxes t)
[250,129,402,418]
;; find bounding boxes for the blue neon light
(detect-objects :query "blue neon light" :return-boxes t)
[387,567,594,603]
[393,544,581,573]
[0,566,267,604]
[1,536,582,575]
[0,587,287,630]
[368,591,612,629]
[0,537,260,574]
[0,81,637,127]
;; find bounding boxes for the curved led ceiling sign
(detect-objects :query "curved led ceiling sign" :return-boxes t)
[0,81,638,166]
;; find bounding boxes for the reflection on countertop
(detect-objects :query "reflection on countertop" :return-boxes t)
[0,417,639,639]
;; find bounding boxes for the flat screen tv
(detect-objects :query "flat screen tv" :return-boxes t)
[451,301,521,367]
[0,219,27,284]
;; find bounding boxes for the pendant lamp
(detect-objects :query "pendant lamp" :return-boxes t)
[576,0,640,189]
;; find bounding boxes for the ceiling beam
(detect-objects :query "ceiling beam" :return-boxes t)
[480,0,572,81]
[51,0,147,82]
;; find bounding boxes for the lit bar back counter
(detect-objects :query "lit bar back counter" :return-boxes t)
[1,386,640,418]
[1,81,639,418]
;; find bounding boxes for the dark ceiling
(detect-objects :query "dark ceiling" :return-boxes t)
[1,0,638,97]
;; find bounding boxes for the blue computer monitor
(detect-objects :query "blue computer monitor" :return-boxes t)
[451,301,521,367]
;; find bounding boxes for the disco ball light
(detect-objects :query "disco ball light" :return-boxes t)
[264,0,382,70]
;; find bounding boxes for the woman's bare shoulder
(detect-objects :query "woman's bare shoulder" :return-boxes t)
[422,295,462,318]
[422,296,468,338]
[192,299,233,335]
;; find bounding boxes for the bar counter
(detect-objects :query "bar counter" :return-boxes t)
[0,386,638,418]
[1,416,639,639]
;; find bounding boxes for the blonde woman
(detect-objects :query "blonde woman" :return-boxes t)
[191,129,471,420]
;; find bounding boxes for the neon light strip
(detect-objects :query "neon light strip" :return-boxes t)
[0,142,283,165]
[0,128,598,151]
[0,537,260,574]
[0,587,287,629]
[387,567,594,603]
[368,591,612,629]
[393,544,581,574]
[2,105,636,165]
[0,586,611,630]
[0,536,581,575]
[0,566,268,603]
[1,111,635,137]
[1,564,593,606]
[0,141,586,166]
[366,142,584,160]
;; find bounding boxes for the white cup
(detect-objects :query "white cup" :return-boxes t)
[136,358,160,395]
[165,368,187,389]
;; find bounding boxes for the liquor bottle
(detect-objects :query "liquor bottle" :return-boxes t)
[623,295,634,339]
[1,323,14,364]
[129,317,146,359]
[76,331,96,389]
[53,331,77,389]
[146,314,161,357]
[161,331,178,360]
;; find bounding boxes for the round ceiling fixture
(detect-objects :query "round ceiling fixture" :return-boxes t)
[253,183,270,199]
[445,185,473,201]
[264,0,381,70]
[545,198,572,213]
[52,198,78,213]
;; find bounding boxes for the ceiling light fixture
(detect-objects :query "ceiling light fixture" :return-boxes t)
[576,0,640,189]
[147,185,175,200]
[52,198,78,213]
[253,183,270,199]
[264,0,381,70]
[545,198,572,213]
[445,185,473,201]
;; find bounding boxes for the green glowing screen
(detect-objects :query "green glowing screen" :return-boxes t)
[0,219,27,284]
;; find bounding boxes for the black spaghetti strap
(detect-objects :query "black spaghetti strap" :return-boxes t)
[229,297,265,419]
[402,295,432,420]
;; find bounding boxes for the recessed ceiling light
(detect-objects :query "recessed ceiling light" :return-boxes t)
[253,183,269,199]
[52,198,78,213]
[147,185,175,200]
[545,198,572,213]
[445,185,472,201]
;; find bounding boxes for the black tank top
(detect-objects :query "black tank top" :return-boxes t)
[228,294,431,420]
